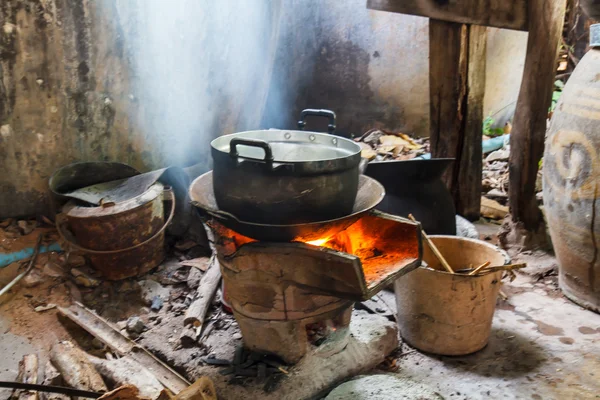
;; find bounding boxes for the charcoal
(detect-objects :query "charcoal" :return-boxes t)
[234,368,258,377]
[202,357,231,366]
[233,346,245,365]
[257,363,267,380]
[238,359,254,369]
[263,373,285,393]
[219,366,235,375]
[262,358,285,369]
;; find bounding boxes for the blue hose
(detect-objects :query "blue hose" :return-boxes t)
[482,134,510,154]
[0,243,62,268]
[415,134,509,160]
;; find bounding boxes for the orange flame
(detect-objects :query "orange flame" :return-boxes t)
[305,237,330,247]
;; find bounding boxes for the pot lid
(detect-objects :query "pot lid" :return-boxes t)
[64,182,165,218]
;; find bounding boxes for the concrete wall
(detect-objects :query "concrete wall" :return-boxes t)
[484,27,528,126]
[0,0,281,218]
[0,0,527,218]
[261,1,527,136]
[261,2,431,137]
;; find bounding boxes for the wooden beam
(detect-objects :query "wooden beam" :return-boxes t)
[429,20,486,219]
[509,0,567,231]
[367,0,528,31]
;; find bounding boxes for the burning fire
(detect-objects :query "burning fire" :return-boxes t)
[211,214,420,284]
[300,230,356,256]
[305,237,330,247]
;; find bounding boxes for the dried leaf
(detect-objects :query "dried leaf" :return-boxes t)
[358,142,377,160]
[379,133,422,150]
[380,135,410,147]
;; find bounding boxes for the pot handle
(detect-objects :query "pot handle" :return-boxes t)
[229,138,274,163]
[297,109,336,134]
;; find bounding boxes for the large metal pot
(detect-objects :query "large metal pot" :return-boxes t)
[211,129,361,224]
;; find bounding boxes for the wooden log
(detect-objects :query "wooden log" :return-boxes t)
[87,355,165,400]
[367,0,528,31]
[182,256,221,336]
[96,386,142,400]
[13,354,39,400]
[40,361,70,400]
[508,0,567,232]
[173,377,216,400]
[50,341,108,395]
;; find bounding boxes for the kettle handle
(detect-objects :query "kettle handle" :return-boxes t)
[297,109,336,134]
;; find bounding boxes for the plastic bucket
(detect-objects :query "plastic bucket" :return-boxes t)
[395,235,509,355]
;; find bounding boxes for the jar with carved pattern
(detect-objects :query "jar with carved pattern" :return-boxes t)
[543,24,600,313]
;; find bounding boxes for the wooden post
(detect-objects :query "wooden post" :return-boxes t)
[508,0,567,232]
[461,24,487,220]
[430,21,486,220]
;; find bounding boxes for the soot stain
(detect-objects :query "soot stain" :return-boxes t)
[295,38,403,136]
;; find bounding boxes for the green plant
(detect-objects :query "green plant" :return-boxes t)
[550,80,564,113]
[483,116,504,137]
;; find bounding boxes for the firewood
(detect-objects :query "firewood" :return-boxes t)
[97,385,142,400]
[181,256,221,343]
[12,354,39,400]
[57,303,190,395]
[50,341,107,395]
[480,196,509,220]
[40,361,70,400]
[173,377,216,400]
[87,355,164,400]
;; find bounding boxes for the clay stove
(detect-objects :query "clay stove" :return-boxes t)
[210,211,422,363]
[189,170,422,364]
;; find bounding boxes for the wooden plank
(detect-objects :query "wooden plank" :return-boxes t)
[58,303,191,394]
[457,24,487,220]
[367,0,528,31]
[509,0,567,231]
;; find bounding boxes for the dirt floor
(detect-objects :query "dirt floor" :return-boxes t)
[1,222,599,399]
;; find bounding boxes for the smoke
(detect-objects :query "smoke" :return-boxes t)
[106,0,282,171]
